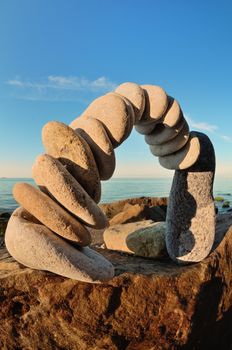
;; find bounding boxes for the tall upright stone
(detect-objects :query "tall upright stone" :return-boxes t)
[166,131,216,263]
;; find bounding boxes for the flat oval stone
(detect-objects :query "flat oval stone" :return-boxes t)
[126,222,167,258]
[74,92,133,148]
[162,96,182,128]
[149,121,189,157]
[71,117,116,180]
[103,220,155,253]
[140,85,169,123]
[42,121,101,203]
[145,116,187,145]
[115,82,145,123]
[5,207,114,283]
[166,132,216,264]
[32,154,108,229]
[13,183,91,246]
[159,132,201,170]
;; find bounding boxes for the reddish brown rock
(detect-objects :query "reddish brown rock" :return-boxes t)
[109,204,150,225]
[109,203,167,226]
[0,213,232,349]
[100,197,168,219]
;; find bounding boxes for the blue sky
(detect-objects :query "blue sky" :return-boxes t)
[0,0,232,178]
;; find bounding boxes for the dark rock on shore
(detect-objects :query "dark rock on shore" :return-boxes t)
[0,212,232,350]
[0,212,11,237]
[222,201,230,208]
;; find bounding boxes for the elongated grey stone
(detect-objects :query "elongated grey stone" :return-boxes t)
[166,131,216,264]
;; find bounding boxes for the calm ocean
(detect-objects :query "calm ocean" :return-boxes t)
[0,177,231,213]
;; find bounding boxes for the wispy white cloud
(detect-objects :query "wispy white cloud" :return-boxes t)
[220,135,232,143]
[6,75,117,101]
[185,115,218,133]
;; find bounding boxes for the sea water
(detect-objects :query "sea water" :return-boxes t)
[0,177,231,213]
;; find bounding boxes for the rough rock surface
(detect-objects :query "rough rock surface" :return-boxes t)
[109,203,167,225]
[0,212,232,350]
[109,204,150,225]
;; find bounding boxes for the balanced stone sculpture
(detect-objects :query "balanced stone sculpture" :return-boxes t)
[5,81,216,282]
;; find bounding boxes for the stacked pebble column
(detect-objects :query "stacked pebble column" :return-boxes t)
[5,82,216,283]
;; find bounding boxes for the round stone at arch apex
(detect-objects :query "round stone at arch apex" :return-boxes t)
[115,82,145,123]
[79,92,134,148]
[140,84,169,123]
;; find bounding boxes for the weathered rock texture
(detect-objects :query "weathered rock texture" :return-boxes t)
[166,132,216,263]
[0,212,232,350]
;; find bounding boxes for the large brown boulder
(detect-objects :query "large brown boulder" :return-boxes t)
[109,203,167,226]
[0,212,232,350]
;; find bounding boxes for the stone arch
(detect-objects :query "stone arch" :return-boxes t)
[5,82,216,283]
